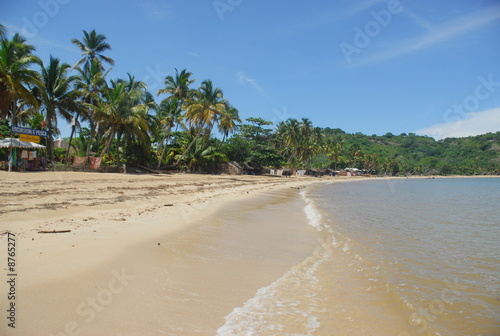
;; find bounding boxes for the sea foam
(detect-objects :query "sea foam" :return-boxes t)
[216,249,327,336]
[300,189,331,233]
[216,187,332,335]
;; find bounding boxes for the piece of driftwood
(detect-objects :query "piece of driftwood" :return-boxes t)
[38,230,71,234]
[137,165,160,174]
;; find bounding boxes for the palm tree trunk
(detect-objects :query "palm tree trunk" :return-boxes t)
[157,127,172,169]
[46,114,55,163]
[100,127,115,158]
[65,115,78,163]
[85,121,96,158]
[116,131,122,165]
[174,126,203,166]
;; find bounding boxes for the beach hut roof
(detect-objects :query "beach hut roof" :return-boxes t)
[242,162,254,169]
[0,138,46,149]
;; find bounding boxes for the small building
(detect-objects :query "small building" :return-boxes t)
[219,161,242,175]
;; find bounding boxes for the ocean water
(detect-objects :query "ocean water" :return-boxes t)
[217,178,500,336]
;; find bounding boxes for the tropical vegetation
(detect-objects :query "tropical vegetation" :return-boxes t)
[0,24,498,175]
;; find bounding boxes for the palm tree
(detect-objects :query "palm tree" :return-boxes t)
[156,97,182,168]
[276,118,301,164]
[71,133,90,157]
[91,79,153,163]
[362,154,378,174]
[275,118,322,167]
[38,56,79,161]
[71,30,114,159]
[157,68,195,106]
[325,137,345,170]
[91,82,128,158]
[74,59,109,158]
[180,136,225,172]
[25,113,45,130]
[117,75,156,164]
[218,104,241,142]
[0,32,41,121]
[0,24,7,41]
[349,144,362,167]
[71,29,114,71]
[175,80,226,166]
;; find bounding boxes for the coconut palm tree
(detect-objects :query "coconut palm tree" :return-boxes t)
[71,133,90,157]
[91,78,154,163]
[173,133,225,172]
[38,56,79,161]
[349,143,362,167]
[325,137,345,170]
[156,97,182,168]
[71,29,114,71]
[276,118,301,164]
[73,58,109,158]
[174,80,226,166]
[117,75,156,164]
[218,104,241,142]
[92,82,130,158]
[157,68,195,106]
[71,30,114,158]
[0,32,41,121]
[275,118,322,167]
[0,24,6,40]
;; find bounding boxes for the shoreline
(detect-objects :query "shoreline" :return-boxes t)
[1,171,496,262]
[0,172,498,334]
[0,171,495,272]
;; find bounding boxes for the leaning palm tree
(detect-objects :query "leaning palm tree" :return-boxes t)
[174,80,226,166]
[71,29,114,71]
[179,135,224,172]
[38,56,79,161]
[0,32,41,120]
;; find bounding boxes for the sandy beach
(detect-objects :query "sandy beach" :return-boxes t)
[1,172,496,335]
[0,171,326,335]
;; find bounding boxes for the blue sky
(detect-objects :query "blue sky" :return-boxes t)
[2,0,500,139]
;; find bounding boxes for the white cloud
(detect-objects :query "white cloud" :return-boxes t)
[236,71,265,93]
[356,4,500,66]
[415,108,500,140]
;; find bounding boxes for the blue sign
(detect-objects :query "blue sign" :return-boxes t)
[11,126,48,137]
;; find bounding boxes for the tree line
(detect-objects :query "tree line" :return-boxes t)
[1,25,498,175]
